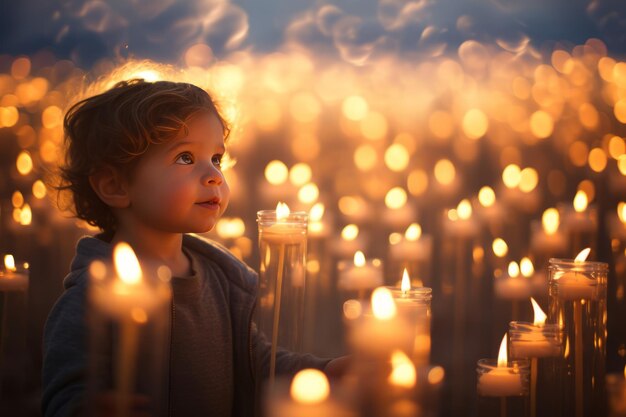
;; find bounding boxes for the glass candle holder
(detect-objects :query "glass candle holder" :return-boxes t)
[386,286,432,367]
[548,258,608,417]
[509,322,564,417]
[87,255,171,417]
[257,210,308,385]
[477,359,530,417]
[0,257,29,406]
[337,258,383,302]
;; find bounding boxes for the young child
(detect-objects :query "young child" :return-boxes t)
[42,79,343,417]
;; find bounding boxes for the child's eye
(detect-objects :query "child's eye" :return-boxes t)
[212,154,223,168]
[175,152,194,165]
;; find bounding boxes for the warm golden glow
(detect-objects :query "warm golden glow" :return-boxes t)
[289,163,312,186]
[618,202,626,224]
[462,108,489,140]
[385,187,408,209]
[530,297,547,326]
[32,180,47,199]
[360,111,388,141]
[434,159,456,185]
[508,261,520,277]
[574,248,591,262]
[113,243,142,285]
[542,208,560,235]
[405,223,422,241]
[264,160,288,185]
[354,251,366,267]
[457,199,472,220]
[588,148,607,173]
[298,183,319,204]
[492,238,508,257]
[478,186,496,207]
[16,151,33,176]
[371,287,397,320]
[502,164,521,189]
[290,369,330,405]
[216,218,246,239]
[389,232,402,245]
[497,333,508,368]
[573,190,588,213]
[519,168,538,193]
[342,95,369,121]
[428,366,445,385]
[276,202,290,220]
[354,144,378,171]
[388,350,417,388]
[530,110,554,138]
[341,224,359,241]
[384,144,410,172]
[520,257,534,278]
[564,336,570,358]
[401,269,411,293]
[4,255,16,272]
[19,204,32,225]
[11,191,24,208]
[309,203,325,222]
[343,299,362,320]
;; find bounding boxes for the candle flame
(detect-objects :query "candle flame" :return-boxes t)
[508,261,520,277]
[497,333,508,368]
[530,297,547,326]
[4,255,16,272]
[617,202,626,224]
[574,248,591,262]
[573,190,588,213]
[372,287,397,320]
[542,208,560,235]
[388,350,416,388]
[478,186,496,208]
[113,243,142,285]
[341,224,359,241]
[354,251,366,267]
[290,369,330,405]
[405,223,422,241]
[492,238,508,258]
[564,336,570,358]
[401,269,411,293]
[520,257,534,277]
[309,203,325,222]
[20,204,32,225]
[457,199,472,220]
[276,202,290,220]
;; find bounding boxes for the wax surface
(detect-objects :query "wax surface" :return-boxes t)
[477,368,524,397]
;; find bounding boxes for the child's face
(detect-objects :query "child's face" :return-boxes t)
[125,111,230,234]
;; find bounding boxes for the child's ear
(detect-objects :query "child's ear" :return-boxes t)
[89,166,131,208]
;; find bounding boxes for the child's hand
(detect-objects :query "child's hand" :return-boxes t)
[324,355,351,379]
[91,392,153,417]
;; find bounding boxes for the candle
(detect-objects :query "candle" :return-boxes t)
[606,367,626,417]
[0,255,29,292]
[267,369,354,417]
[89,243,171,417]
[442,199,479,238]
[338,252,384,298]
[308,202,331,239]
[386,269,432,366]
[551,248,602,300]
[332,224,367,259]
[530,208,567,257]
[388,223,432,263]
[477,334,528,397]
[347,288,412,357]
[494,261,533,300]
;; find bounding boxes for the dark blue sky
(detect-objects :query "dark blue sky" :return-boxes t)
[1,0,625,67]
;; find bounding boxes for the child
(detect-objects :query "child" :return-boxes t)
[42,79,344,417]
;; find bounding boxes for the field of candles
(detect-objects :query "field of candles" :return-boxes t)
[1,1,625,417]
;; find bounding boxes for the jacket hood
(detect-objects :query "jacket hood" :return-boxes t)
[64,233,257,295]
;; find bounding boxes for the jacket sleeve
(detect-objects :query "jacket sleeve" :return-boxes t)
[42,279,88,417]
[251,322,331,379]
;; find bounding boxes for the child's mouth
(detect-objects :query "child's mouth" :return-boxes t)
[196,198,220,210]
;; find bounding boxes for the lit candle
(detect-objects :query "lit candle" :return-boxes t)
[308,203,331,239]
[551,248,599,300]
[386,269,432,366]
[388,223,432,264]
[477,334,527,397]
[332,224,367,259]
[267,369,353,417]
[0,255,29,292]
[347,288,412,357]
[494,261,533,300]
[442,199,479,238]
[338,251,384,299]
[530,208,567,257]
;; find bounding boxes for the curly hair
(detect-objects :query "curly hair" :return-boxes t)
[56,79,230,235]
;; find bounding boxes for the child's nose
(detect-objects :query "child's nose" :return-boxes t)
[202,165,223,185]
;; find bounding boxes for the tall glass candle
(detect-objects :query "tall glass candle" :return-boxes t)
[257,203,308,386]
[548,249,608,417]
[88,243,171,417]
